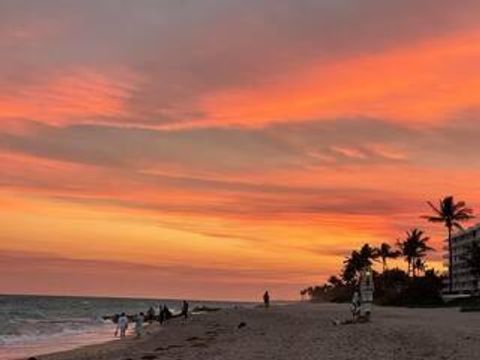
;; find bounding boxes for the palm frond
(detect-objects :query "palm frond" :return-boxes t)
[426,201,443,217]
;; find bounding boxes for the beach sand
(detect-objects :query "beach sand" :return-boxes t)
[35,303,480,360]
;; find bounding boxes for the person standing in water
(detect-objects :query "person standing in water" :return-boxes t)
[263,290,270,308]
[115,312,129,338]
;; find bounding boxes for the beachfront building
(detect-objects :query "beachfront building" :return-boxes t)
[444,223,480,293]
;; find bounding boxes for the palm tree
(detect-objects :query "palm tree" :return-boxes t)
[461,242,480,294]
[300,288,307,301]
[342,250,363,284]
[397,228,433,277]
[359,243,379,266]
[414,258,426,277]
[378,243,401,272]
[327,275,343,288]
[342,244,379,283]
[423,196,474,292]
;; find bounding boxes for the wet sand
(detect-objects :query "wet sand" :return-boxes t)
[35,303,480,360]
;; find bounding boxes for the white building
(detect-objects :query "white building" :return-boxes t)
[444,224,480,293]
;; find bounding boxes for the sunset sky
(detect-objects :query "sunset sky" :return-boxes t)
[2,0,480,301]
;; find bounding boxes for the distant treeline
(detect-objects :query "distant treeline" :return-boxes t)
[301,196,480,307]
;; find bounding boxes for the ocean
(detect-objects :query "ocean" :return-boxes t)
[0,294,252,360]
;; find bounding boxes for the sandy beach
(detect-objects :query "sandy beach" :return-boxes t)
[33,303,480,360]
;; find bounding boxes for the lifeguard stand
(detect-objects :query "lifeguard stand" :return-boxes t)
[359,266,374,319]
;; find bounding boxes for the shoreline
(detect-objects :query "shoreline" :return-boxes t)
[1,323,116,360]
[26,302,480,360]
[0,294,258,360]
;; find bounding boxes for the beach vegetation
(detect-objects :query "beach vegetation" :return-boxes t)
[423,196,474,293]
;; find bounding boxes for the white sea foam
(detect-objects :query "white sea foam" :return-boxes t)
[0,294,252,360]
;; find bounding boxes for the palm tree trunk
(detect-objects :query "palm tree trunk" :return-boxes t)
[448,226,453,293]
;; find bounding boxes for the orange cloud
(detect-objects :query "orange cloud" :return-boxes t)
[4,7,480,299]
[198,29,480,128]
[0,68,139,125]
[331,146,367,160]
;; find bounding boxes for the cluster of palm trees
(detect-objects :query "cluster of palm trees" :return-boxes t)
[300,196,478,301]
[342,229,433,283]
[337,196,475,292]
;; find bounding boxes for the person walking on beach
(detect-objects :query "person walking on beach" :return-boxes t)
[351,290,361,321]
[181,300,189,321]
[263,290,270,308]
[159,305,165,325]
[115,312,129,338]
[135,312,145,338]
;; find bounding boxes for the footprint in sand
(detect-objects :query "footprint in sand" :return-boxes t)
[191,342,208,348]
[155,344,183,352]
[186,336,201,341]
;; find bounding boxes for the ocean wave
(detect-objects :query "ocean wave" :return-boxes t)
[0,318,107,344]
[0,294,251,349]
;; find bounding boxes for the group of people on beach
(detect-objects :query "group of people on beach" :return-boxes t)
[114,300,189,339]
[114,278,372,340]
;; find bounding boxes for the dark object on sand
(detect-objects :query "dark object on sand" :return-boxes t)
[186,336,200,341]
[27,357,38,360]
[192,305,221,313]
[237,322,247,329]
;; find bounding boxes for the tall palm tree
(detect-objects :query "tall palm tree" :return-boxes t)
[461,242,480,294]
[378,243,401,272]
[342,250,363,284]
[423,196,474,292]
[397,228,433,277]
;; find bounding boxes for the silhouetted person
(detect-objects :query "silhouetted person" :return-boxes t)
[263,290,270,308]
[158,304,165,324]
[147,306,155,323]
[182,300,189,320]
[160,305,172,324]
